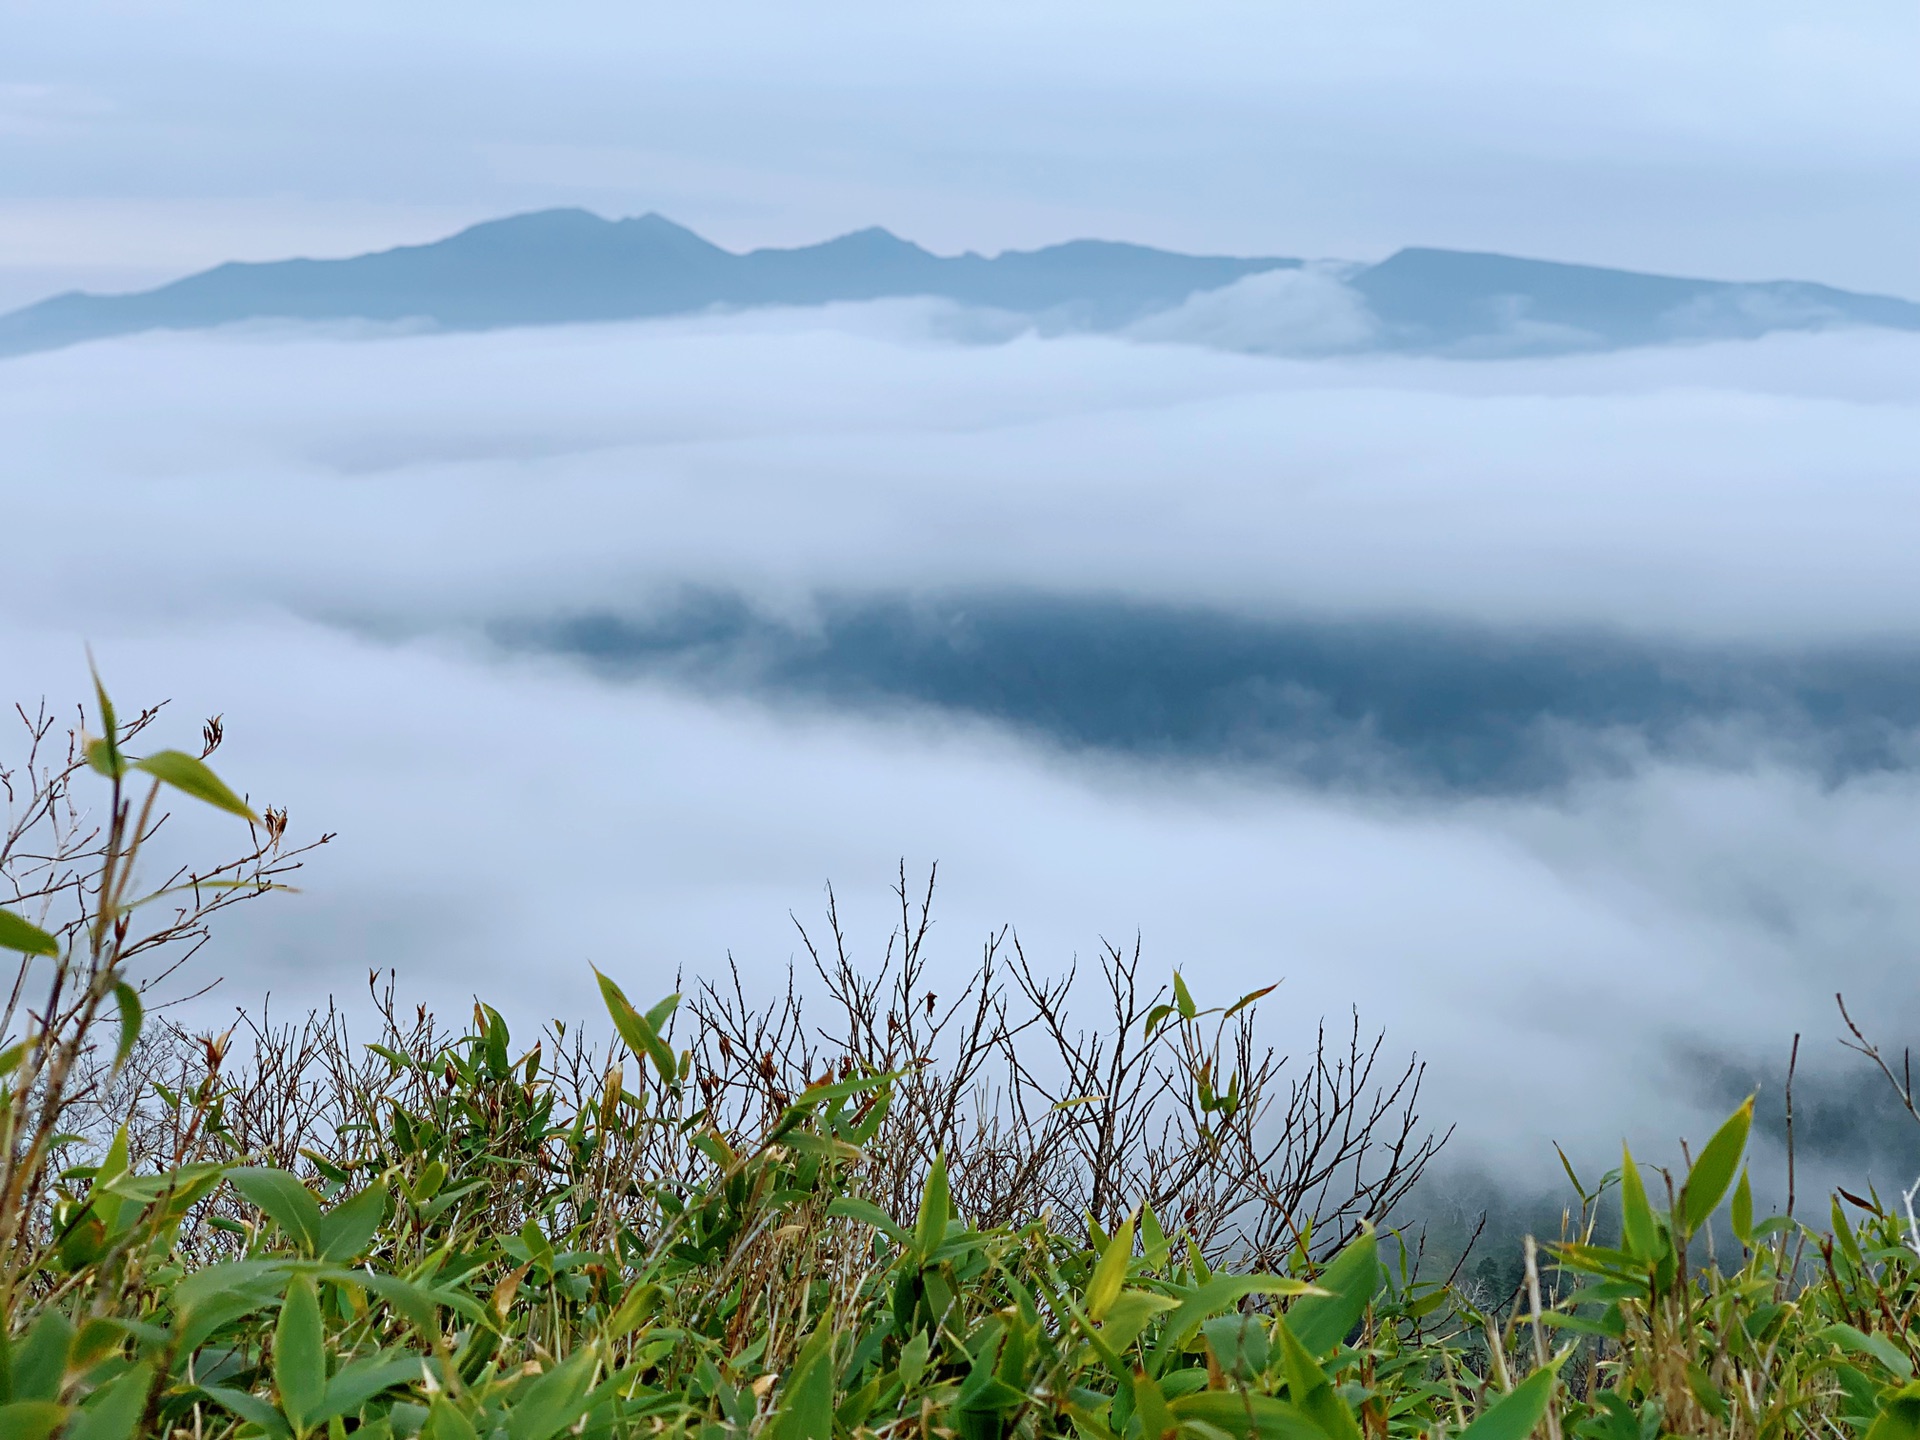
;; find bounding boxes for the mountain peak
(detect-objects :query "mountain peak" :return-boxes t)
[809,226,930,257]
[445,207,610,241]
[3,211,1911,363]
[617,211,717,241]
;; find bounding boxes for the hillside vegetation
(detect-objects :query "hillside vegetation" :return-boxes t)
[4,686,1920,1440]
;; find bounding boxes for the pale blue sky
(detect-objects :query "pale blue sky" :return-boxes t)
[2,0,1918,309]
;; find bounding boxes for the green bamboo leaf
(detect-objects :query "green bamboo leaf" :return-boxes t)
[111,981,142,1069]
[1832,1195,1866,1269]
[604,1282,661,1338]
[1619,1147,1659,1265]
[1151,1274,1322,1370]
[1457,1364,1558,1440]
[172,1257,293,1314]
[1275,1316,1361,1440]
[1140,1202,1168,1260]
[592,968,678,1081]
[1202,1313,1271,1380]
[424,1398,480,1440]
[1224,984,1277,1019]
[1731,1168,1755,1248]
[69,1318,126,1375]
[1688,1365,1727,1423]
[519,1218,555,1273]
[174,1260,297,1351]
[1824,1324,1916,1381]
[0,909,59,958]
[275,1274,327,1433]
[1286,1229,1378,1356]
[229,1167,324,1254]
[1867,1380,1920,1440]
[347,1272,443,1342]
[87,662,123,779]
[1540,1310,1626,1340]
[1553,1144,1590,1204]
[1086,1211,1137,1322]
[131,749,257,821]
[1172,973,1197,1020]
[827,1195,910,1245]
[1681,1097,1753,1234]
[1050,1094,1107,1112]
[898,1330,930,1390]
[791,1068,898,1109]
[317,1180,388,1263]
[204,1385,292,1439]
[765,1321,834,1440]
[915,1152,951,1261]
[312,1354,422,1425]
[480,1006,510,1078]
[1169,1391,1330,1440]
[643,991,680,1037]
[64,1362,153,1440]
[1131,1369,1176,1440]
[90,1123,131,1235]
[0,1402,66,1440]
[12,1312,74,1402]
[1096,1290,1178,1352]
[506,1348,597,1440]
[1275,1309,1328,1393]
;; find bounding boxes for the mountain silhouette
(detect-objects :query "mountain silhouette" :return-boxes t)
[0,209,1294,356]
[1352,247,1920,352]
[1,208,1915,358]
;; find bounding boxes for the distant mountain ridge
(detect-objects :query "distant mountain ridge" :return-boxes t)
[2,207,1915,358]
[0,209,1295,357]
[1351,247,1920,352]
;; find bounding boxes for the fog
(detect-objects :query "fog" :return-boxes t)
[6,309,1920,1184]
[10,309,1920,640]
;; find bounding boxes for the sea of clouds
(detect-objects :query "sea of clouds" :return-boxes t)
[6,302,1920,1183]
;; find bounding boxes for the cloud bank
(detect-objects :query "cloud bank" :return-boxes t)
[1125,266,1380,355]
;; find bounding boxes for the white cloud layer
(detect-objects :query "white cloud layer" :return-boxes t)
[5,313,1920,1179]
[1125,267,1380,355]
[8,309,1920,641]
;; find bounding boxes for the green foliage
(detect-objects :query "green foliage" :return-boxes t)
[12,681,1920,1440]
[0,909,59,958]
[17,959,1917,1440]
[129,749,258,822]
[0,939,1461,1440]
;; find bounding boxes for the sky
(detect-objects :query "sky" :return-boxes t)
[5,2,1920,1189]
[3,1,1920,311]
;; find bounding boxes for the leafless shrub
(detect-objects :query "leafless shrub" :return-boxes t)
[689,863,1447,1263]
[10,685,1441,1278]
